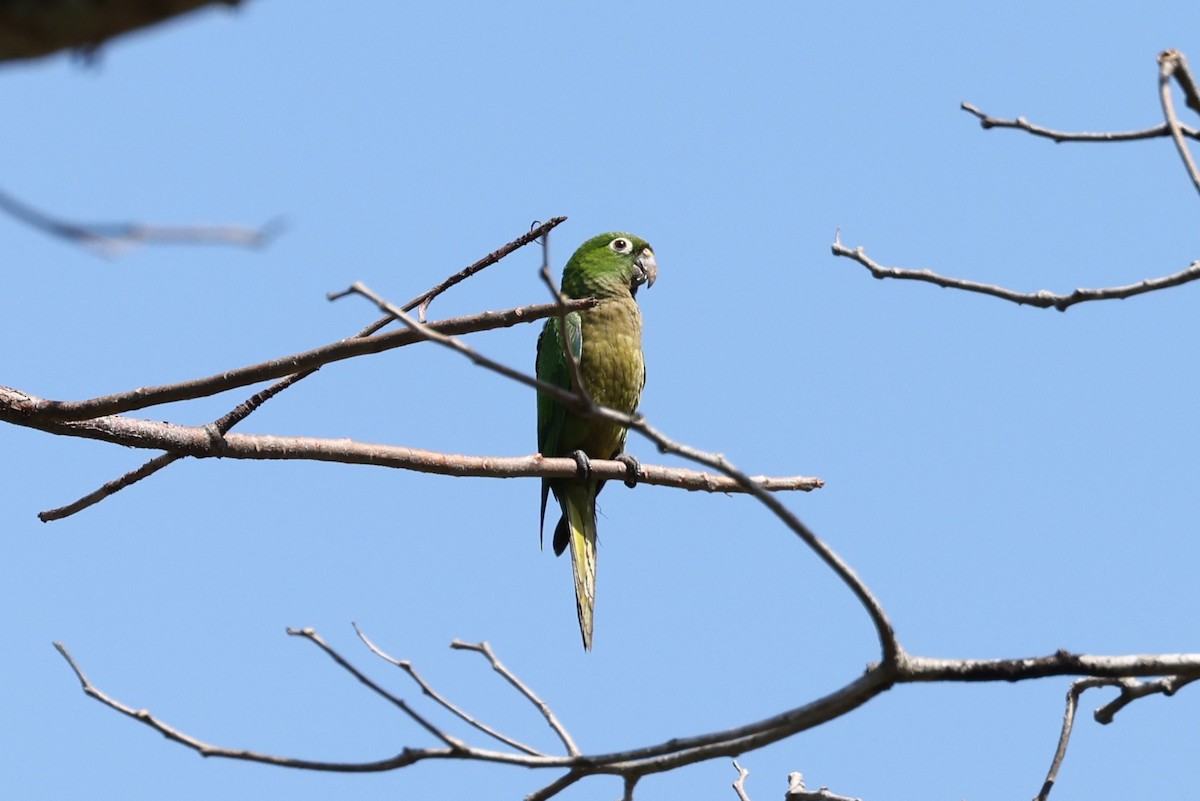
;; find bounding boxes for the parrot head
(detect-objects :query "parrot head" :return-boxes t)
[561,232,657,299]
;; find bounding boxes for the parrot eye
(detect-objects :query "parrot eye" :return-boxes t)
[609,237,632,254]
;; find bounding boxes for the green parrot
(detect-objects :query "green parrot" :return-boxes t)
[537,232,657,650]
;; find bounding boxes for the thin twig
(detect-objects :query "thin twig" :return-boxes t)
[959,101,1200,142]
[451,640,580,756]
[1030,673,1199,801]
[288,628,465,749]
[53,640,446,772]
[831,233,1200,311]
[353,624,542,756]
[1035,677,1113,801]
[1158,49,1200,197]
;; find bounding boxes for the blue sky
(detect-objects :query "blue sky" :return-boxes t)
[3,2,1199,799]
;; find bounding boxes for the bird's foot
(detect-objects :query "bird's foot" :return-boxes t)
[570,449,593,483]
[616,453,641,488]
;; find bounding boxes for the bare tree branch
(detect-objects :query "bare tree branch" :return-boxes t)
[830,233,1200,311]
[354,625,543,757]
[288,627,467,749]
[1035,677,1112,801]
[52,639,454,772]
[0,391,820,500]
[55,631,1200,799]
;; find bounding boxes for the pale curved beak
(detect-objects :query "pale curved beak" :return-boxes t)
[633,247,658,289]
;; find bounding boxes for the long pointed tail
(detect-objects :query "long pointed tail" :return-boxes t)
[563,485,597,650]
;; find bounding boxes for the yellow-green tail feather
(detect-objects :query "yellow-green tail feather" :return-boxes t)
[563,485,597,651]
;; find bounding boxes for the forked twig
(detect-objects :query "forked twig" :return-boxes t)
[451,639,580,756]
[1093,673,1199,723]
[353,624,542,756]
[287,627,465,748]
[732,760,752,801]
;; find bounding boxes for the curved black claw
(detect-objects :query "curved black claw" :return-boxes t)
[616,453,641,488]
[570,449,592,483]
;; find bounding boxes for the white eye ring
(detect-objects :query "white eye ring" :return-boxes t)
[609,237,632,254]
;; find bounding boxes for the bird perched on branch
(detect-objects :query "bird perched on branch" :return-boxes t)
[537,232,657,650]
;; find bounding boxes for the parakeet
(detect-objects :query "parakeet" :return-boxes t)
[536,231,657,650]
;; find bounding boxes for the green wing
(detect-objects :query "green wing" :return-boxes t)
[536,311,583,545]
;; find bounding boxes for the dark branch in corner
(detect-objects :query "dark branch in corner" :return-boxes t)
[0,0,244,64]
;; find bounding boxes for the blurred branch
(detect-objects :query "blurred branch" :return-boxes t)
[0,0,243,64]
[55,631,1200,799]
[831,233,1200,311]
[0,187,279,254]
